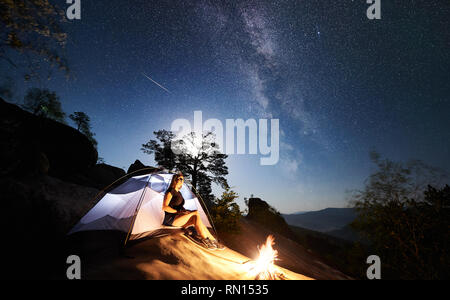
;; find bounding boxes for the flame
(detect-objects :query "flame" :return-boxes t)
[247,235,285,280]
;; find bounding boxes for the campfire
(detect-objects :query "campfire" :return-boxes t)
[246,235,287,280]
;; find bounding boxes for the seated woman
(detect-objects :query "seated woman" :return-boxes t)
[162,172,224,250]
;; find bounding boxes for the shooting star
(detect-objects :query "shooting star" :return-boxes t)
[142,72,171,94]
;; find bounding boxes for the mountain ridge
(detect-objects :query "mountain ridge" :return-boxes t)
[282,207,357,233]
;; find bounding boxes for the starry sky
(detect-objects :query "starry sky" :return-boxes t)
[2,0,449,213]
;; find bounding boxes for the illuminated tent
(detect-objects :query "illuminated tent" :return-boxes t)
[68,171,212,245]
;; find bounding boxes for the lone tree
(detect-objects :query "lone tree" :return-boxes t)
[69,112,90,131]
[0,0,69,80]
[22,88,65,123]
[69,112,98,149]
[349,152,449,279]
[142,130,228,204]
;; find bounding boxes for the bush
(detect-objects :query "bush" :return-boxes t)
[210,187,241,233]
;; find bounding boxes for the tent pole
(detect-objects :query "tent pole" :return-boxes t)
[123,175,152,248]
[67,167,163,238]
[91,167,161,202]
[187,181,220,240]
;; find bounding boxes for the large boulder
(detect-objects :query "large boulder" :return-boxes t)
[87,163,126,189]
[127,159,159,175]
[0,175,99,279]
[0,98,98,179]
[246,197,295,239]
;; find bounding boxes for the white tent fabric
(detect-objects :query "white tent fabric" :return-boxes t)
[69,172,212,240]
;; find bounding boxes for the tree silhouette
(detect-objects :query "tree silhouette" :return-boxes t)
[22,88,65,123]
[142,130,229,204]
[210,187,241,233]
[69,112,90,131]
[69,111,97,149]
[0,0,69,80]
[172,131,228,190]
[141,130,177,171]
[349,152,449,279]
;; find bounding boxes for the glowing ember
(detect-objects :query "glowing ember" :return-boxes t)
[247,235,286,280]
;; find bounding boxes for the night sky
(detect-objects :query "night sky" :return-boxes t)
[2,0,449,213]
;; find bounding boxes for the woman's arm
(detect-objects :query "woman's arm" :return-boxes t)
[162,192,178,213]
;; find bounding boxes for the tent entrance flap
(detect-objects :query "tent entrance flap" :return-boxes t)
[123,174,152,246]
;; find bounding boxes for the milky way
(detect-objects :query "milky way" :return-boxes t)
[1,0,449,212]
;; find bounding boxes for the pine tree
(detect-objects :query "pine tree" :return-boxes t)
[69,111,98,148]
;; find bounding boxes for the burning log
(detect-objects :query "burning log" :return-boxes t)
[246,235,287,280]
[255,270,287,280]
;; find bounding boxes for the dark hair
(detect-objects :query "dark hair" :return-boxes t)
[167,172,184,191]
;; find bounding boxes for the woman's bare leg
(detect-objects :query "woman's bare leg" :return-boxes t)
[172,212,196,227]
[193,214,216,240]
[172,211,215,240]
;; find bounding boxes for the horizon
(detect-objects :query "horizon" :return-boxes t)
[1,1,449,214]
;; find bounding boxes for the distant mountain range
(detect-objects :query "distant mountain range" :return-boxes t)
[282,208,358,241]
